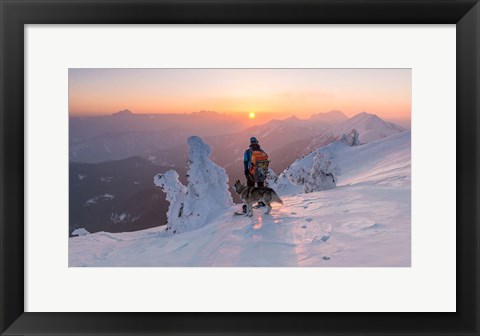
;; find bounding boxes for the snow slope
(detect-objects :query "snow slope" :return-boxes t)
[306,112,405,153]
[69,132,411,267]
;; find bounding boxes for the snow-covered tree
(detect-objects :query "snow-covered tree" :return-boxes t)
[276,130,363,195]
[304,147,338,192]
[71,228,90,237]
[265,168,278,187]
[340,129,360,146]
[286,146,339,193]
[154,136,233,234]
[154,170,187,233]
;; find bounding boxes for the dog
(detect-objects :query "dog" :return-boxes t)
[233,180,283,216]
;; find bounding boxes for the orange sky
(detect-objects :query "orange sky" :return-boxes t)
[69,69,411,121]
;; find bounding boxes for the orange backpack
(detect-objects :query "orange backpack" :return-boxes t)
[250,150,270,182]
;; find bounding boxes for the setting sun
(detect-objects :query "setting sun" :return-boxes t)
[249,112,256,119]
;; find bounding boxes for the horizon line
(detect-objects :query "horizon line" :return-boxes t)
[69,109,411,120]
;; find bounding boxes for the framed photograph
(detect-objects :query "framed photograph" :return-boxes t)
[1,0,479,335]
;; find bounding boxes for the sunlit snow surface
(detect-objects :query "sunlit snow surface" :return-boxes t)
[69,132,410,267]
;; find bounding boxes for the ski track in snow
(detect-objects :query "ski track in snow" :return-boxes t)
[69,132,411,267]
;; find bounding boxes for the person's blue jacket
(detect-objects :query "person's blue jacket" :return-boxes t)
[243,148,252,170]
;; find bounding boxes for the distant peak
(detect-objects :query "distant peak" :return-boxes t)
[326,110,345,115]
[353,111,378,119]
[309,110,348,122]
[285,115,300,121]
[112,109,133,116]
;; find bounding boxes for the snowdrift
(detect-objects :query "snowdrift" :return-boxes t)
[274,130,359,195]
[69,132,411,267]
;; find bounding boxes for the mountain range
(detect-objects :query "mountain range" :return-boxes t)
[69,110,407,234]
[151,110,349,171]
[69,110,248,163]
[305,112,406,153]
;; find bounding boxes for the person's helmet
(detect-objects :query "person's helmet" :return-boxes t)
[250,136,258,144]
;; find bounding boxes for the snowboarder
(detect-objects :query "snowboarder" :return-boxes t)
[240,136,270,214]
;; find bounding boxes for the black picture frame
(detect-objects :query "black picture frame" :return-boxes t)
[1,0,479,335]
